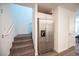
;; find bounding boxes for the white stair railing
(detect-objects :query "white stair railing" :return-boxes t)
[2,24,14,38]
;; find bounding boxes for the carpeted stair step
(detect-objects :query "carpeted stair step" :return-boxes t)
[13,39,33,46]
[9,34,35,56]
[10,44,34,55]
[11,43,33,50]
[12,49,35,56]
[14,34,32,41]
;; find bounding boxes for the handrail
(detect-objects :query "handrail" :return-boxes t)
[2,24,14,38]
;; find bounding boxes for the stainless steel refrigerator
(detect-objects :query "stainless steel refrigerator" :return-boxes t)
[38,18,54,55]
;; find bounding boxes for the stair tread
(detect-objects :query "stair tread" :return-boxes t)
[13,49,34,56]
[11,43,33,49]
[14,39,32,43]
[16,34,32,37]
[15,34,32,39]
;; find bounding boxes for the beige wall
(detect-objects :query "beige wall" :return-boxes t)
[53,6,75,53]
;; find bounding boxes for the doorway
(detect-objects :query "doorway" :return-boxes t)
[75,15,79,55]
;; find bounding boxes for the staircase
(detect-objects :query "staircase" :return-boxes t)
[9,34,35,56]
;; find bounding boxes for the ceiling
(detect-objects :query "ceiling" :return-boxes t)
[38,3,79,14]
[16,3,35,9]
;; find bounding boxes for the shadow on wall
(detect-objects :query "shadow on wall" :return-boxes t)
[9,4,33,35]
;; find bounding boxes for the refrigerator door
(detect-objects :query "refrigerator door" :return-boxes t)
[38,19,54,54]
[46,20,54,51]
[38,19,47,54]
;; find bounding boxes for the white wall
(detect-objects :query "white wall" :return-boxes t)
[33,4,38,55]
[53,6,75,53]
[68,11,75,48]
[58,7,69,52]
[53,7,59,52]
[0,4,16,56]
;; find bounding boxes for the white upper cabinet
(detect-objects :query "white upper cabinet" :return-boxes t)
[38,12,46,19]
[38,12,53,20]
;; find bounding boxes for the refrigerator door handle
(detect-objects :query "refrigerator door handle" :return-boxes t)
[41,30,46,37]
